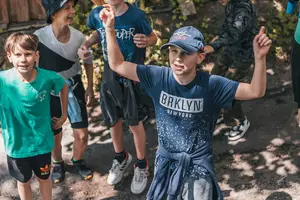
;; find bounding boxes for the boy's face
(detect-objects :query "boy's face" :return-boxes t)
[218,0,230,6]
[107,0,125,6]
[168,46,204,77]
[7,46,39,75]
[52,1,75,25]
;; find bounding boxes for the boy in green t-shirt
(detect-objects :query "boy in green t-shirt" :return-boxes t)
[2,32,68,200]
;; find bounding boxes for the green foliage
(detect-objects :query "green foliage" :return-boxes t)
[72,3,94,35]
[266,11,298,50]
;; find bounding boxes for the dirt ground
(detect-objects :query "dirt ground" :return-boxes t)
[1,0,300,200]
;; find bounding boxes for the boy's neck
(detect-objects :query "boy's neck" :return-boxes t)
[173,70,197,86]
[16,68,37,83]
[51,23,71,44]
[112,2,129,16]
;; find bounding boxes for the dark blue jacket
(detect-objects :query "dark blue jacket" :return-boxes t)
[147,143,223,200]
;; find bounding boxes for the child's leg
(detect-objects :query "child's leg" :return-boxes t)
[36,177,52,200]
[129,121,146,161]
[72,128,88,160]
[17,180,32,200]
[7,155,33,200]
[52,132,63,162]
[111,119,125,154]
[31,152,52,199]
[180,175,213,200]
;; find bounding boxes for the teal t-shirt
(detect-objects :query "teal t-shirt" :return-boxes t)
[286,1,300,43]
[0,67,65,158]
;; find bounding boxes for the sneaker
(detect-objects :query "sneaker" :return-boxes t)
[131,164,149,194]
[227,117,250,141]
[72,159,93,180]
[107,153,132,185]
[51,161,65,183]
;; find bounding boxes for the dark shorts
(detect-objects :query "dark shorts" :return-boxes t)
[7,152,51,183]
[291,38,300,108]
[100,78,147,127]
[51,77,88,135]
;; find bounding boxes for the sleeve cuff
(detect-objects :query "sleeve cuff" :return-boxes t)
[286,1,297,14]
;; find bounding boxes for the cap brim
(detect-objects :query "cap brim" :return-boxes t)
[160,40,199,53]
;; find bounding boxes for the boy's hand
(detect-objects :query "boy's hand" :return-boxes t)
[100,5,115,30]
[134,34,148,48]
[78,42,92,60]
[52,115,67,130]
[253,26,272,60]
[85,87,94,107]
[204,45,215,54]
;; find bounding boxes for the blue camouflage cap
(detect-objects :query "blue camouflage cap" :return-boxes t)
[160,26,205,53]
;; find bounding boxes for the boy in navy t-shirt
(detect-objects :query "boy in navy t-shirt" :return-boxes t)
[101,5,271,200]
[78,0,157,194]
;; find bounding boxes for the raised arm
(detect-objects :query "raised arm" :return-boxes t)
[235,27,272,100]
[205,4,254,54]
[101,5,139,82]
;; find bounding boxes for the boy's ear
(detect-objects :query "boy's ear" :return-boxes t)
[6,52,12,63]
[35,51,40,61]
[197,52,205,64]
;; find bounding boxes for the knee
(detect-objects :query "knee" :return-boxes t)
[74,129,88,142]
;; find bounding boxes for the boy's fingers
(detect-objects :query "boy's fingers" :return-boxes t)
[260,37,269,46]
[258,26,265,35]
[258,34,266,43]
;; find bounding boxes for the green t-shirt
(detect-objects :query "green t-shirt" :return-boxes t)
[295,19,300,44]
[0,67,65,158]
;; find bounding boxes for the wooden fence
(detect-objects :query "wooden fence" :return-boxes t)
[0,0,46,30]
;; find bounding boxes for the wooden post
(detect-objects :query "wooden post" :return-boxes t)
[28,0,46,20]
[0,0,9,29]
[8,0,30,23]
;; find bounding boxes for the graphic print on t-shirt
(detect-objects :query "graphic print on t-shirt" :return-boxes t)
[98,25,136,62]
[159,91,204,118]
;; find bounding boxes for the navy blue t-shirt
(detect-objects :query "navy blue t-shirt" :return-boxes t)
[87,3,152,64]
[137,65,239,178]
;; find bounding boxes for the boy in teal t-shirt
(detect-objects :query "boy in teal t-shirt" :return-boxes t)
[2,32,68,200]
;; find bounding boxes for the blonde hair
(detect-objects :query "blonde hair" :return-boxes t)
[4,32,39,54]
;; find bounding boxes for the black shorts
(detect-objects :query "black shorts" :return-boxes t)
[51,76,88,135]
[100,77,147,127]
[291,38,300,108]
[7,152,51,183]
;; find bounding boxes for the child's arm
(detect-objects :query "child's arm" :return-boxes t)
[83,62,94,106]
[102,5,139,82]
[234,27,272,100]
[52,84,68,130]
[205,4,254,54]
[78,31,100,59]
[133,31,157,48]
